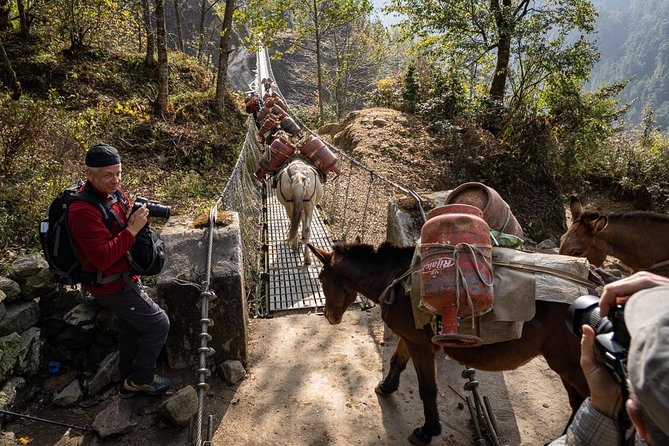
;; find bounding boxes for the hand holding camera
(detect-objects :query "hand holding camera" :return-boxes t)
[127,197,171,237]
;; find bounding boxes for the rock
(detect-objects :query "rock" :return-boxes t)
[0,377,25,410]
[0,302,5,322]
[537,238,558,252]
[0,277,21,302]
[39,288,85,314]
[16,327,42,376]
[53,379,83,407]
[0,332,21,379]
[63,301,99,326]
[95,307,117,334]
[157,214,248,369]
[93,399,137,437]
[0,431,16,446]
[10,253,49,279]
[22,268,57,298]
[0,300,40,337]
[158,385,197,427]
[86,351,120,395]
[220,360,246,384]
[44,370,79,392]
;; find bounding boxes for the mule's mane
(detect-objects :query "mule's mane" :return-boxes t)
[581,209,669,224]
[332,241,414,265]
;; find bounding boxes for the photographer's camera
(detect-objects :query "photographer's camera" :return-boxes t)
[132,196,171,219]
[566,295,631,385]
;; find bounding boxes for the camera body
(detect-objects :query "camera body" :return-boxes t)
[566,295,631,385]
[132,196,171,219]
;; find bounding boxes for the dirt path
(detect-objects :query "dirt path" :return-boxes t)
[5,304,571,446]
[211,306,570,446]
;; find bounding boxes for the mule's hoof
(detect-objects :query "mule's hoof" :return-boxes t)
[374,382,395,396]
[408,427,433,445]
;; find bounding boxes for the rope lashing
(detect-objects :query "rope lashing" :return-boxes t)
[420,242,494,329]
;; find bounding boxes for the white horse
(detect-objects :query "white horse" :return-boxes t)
[276,158,324,265]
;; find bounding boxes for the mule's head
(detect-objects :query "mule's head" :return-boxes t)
[559,195,609,266]
[307,244,358,325]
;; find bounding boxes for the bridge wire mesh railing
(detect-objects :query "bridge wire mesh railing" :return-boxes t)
[263,50,426,245]
[220,119,267,317]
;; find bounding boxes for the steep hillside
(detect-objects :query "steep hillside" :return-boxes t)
[319,108,567,242]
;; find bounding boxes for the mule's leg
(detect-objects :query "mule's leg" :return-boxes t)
[301,204,314,265]
[375,337,410,395]
[406,340,441,445]
[543,336,589,434]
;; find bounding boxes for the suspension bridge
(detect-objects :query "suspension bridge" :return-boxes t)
[221,47,426,317]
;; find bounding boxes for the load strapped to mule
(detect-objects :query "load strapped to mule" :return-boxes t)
[411,182,598,348]
[253,91,341,183]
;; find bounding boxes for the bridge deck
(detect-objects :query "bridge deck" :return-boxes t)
[264,182,332,313]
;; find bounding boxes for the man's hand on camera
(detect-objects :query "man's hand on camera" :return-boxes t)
[599,271,669,317]
[127,204,149,236]
[580,324,623,419]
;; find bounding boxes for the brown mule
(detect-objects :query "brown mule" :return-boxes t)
[559,195,669,275]
[308,241,588,445]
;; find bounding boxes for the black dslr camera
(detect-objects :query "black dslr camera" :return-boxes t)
[132,196,171,219]
[566,295,631,385]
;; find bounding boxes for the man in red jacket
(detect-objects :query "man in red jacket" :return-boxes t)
[68,143,171,397]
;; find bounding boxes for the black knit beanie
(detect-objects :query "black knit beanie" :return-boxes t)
[85,144,121,167]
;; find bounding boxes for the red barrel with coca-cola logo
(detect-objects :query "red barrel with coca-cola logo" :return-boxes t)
[420,204,493,347]
[258,137,296,173]
[298,135,341,177]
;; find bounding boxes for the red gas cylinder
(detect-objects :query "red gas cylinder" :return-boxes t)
[258,137,295,173]
[298,135,342,177]
[259,116,280,140]
[280,116,301,136]
[420,204,493,347]
[257,106,271,123]
[271,106,287,121]
[264,96,287,109]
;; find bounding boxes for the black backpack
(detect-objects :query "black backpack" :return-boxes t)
[127,226,166,276]
[40,182,121,285]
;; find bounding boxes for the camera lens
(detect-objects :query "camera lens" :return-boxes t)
[147,202,171,219]
[566,295,613,337]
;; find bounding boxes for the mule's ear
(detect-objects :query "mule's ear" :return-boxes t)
[569,195,583,220]
[593,216,608,233]
[354,235,362,244]
[307,244,332,265]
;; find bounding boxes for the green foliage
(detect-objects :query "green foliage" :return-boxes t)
[589,0,669,131]
[388,0,598,109]
[587,127,669,212]
[401,64,419,113]
[0,47,245,272]
[365,76,403,109]
[542,77,627,189]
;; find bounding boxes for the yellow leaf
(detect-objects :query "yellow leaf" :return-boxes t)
[18,437,33,445]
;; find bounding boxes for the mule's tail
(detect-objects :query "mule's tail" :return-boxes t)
[289,177,305,244]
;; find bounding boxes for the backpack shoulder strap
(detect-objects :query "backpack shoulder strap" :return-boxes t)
[72,190,117,230]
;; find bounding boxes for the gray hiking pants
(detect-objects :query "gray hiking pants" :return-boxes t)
[94,281,170,384]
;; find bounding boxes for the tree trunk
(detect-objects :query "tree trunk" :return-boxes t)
[17,0,28,35]
[142,0,156,67]
[313,0,324,121]
[489,0,512,102]
[173,0,185,52]
[155,0,169,115]
[197,0,207,61]
[215,0,235,106]
[0,39,21,100]
[0,0,11,31]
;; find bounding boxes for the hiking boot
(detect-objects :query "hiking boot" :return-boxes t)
[122,375,171,396]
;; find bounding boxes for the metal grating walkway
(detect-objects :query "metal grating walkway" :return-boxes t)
[264,181,333,313]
